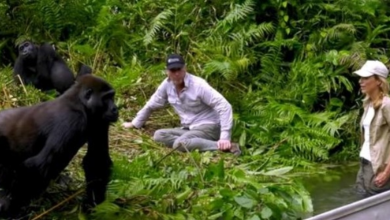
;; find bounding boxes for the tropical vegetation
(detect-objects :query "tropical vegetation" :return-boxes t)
[0,0,389,219]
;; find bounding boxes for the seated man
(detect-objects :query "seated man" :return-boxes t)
[122,54,241,156]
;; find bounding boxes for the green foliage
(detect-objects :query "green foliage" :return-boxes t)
[2,0,390,218]
[91,150,312,220]
[0,68,56,109]
[0,0,359,171]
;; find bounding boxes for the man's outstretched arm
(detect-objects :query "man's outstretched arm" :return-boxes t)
[128,80,169,128]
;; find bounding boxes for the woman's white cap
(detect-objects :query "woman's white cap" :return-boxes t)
[354,60,389,78]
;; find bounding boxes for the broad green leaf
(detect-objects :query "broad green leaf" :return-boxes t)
[239,130,247,147]
[220,188,235,198]
[263,166,294,176]
[176,187,192,203]
[261,206,273,219]
[208,212,224,220]
[78,211,88,220]
[234,196,255,209]
[249,215,261,220]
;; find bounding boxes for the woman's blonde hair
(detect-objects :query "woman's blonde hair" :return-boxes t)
[363,75,390,109]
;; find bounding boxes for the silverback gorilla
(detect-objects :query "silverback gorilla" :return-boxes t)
[0,74,119,218]
[13,40,86,94]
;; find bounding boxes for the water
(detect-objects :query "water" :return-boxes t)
[300,163,363,217]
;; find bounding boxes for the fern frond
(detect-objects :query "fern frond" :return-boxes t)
[217,0,255,27]
[143,9,174,45]
[322,23,356,43]
[229,22,275,45]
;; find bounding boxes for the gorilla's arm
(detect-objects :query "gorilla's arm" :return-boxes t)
[13,57,30,85]
[22,118,86,180]
[22,119,113,209]
[82,123,112,209]
[35,43,56,88]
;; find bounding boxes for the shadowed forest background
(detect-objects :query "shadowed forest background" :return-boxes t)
[0,0,389,219]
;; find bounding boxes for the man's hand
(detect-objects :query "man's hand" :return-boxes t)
[122,122,134,128]
[217,140,231,150]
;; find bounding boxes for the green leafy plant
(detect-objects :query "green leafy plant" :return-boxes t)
[2,0,390,218]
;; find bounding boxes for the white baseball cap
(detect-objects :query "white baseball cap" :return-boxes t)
[353,60,389,78]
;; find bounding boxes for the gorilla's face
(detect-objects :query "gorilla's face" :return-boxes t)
[77,75,119,123]
[18,41,37,60]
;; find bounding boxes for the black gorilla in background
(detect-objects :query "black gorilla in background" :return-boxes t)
[0,73,119,218]
[13,41,92,95]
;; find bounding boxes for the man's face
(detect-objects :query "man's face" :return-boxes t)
[167,67,186,86]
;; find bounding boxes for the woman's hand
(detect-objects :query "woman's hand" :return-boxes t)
[375,171,390,187]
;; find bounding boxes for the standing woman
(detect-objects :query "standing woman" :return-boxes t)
[354,60,390,197]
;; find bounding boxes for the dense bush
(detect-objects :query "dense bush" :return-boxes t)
[1,0,390,219]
